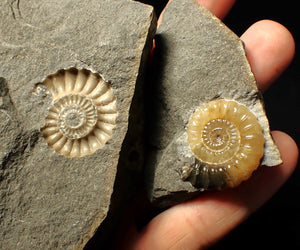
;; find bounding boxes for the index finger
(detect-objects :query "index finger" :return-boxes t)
[241,20,295,92]
[195,0,236,19]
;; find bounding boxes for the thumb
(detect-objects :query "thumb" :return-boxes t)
[132,131,298,249]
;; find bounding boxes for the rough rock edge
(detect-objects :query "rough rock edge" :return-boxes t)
[75,4,157,250]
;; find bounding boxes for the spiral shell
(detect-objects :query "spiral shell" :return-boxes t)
[187,99,264,188]
[40,68,118,157]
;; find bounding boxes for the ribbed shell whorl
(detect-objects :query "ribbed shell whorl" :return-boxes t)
[40,68,118,158]
[187,99,265,187]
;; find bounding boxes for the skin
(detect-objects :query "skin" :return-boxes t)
[114,0,298,249]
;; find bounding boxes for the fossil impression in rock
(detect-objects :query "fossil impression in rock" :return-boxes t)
[181,99,265,190]
[40,68,118,157]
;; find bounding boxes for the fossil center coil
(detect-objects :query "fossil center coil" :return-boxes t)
[55,95,98,139]
[201,118,240,164]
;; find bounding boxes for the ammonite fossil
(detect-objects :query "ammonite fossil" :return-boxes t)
[181,99,265,190]
[40,68,118,157]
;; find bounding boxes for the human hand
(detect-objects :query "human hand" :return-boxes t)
[114,0,298,249]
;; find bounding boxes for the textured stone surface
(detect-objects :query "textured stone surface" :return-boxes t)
[145,0,282,207]
[0,0,155,249]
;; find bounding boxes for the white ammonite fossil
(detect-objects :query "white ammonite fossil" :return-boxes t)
[40,68,118,158]
[183,99,265,189]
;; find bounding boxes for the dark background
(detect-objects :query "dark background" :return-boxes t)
[140,1,300,249]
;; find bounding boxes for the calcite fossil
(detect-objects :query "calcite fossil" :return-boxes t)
[39,68,118,157]
[181,99,265,190]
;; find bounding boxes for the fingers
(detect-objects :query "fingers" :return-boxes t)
[158,0,235,26]
[158,3,295,93]
[158,2,295,94]
[241,20,295,92]
[195,0,236,19]
[133,131,298,249]
[235,131,298,212]
[271,131,299,172]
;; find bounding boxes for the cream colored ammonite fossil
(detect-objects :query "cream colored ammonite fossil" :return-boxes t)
[40,68,118,157]
[181,99,265,190]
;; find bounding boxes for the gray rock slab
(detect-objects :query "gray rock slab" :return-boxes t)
[0,0,156,249]
[145,0,282,207]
